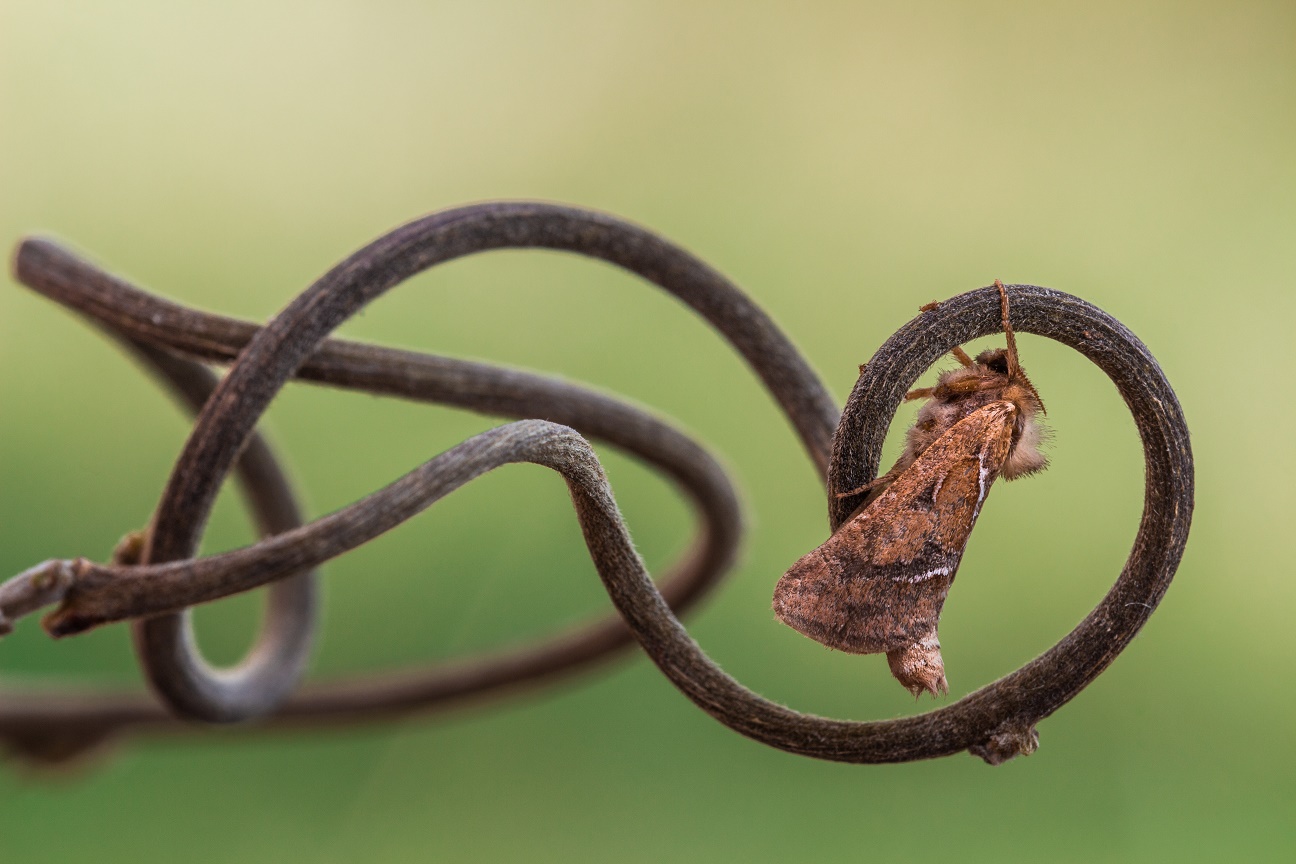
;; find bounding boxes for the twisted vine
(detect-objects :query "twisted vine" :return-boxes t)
[0,202,1192,766]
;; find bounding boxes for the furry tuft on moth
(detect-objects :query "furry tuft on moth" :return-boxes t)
[773,280,1048,698]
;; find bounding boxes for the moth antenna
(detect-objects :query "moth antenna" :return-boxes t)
[993,279,1046,413]
[994,278,1020,378]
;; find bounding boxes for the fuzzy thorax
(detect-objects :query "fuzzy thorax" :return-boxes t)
[888,348,1048,488]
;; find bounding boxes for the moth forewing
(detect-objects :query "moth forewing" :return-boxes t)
[773,402,1017,695]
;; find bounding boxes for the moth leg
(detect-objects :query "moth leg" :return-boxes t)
[950,345,974,367]
[904,386,935,402]
[833,472,895,499]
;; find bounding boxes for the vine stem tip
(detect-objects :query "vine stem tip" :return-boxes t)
[0,559,79,635]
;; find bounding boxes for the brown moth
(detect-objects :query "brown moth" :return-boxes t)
[773,280,1047,697]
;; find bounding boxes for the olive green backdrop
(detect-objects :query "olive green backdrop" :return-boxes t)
[1,1,1291,861]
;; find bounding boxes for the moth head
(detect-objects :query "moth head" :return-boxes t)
[974,347,1011,376]
[972,348,1045,414]
[974,350,1048,480]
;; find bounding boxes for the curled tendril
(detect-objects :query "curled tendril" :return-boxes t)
[0,202,1191,766]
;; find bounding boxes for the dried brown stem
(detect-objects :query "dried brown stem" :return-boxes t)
[0,203,1191,767]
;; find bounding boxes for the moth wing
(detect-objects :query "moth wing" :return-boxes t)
[773,401,1016,654]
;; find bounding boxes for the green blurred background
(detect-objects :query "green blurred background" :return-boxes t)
[1,1,1292,860]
